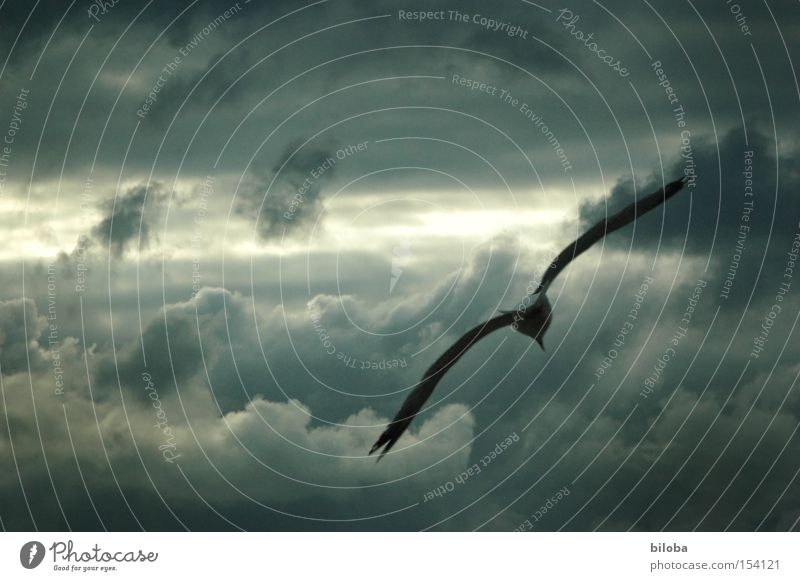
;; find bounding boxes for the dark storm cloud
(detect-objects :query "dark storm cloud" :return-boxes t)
[0,289,475,530]
[286,233,529,416]
[91,233,525,416]
[236,144,338,240]
[0,0,792,192]
[93,287,239,407]
[578,124,795,254]
[577,123,800,308]
[0,0,96,57]
[91,182,171,257]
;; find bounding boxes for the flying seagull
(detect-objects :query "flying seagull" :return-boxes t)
[369,176,688,460]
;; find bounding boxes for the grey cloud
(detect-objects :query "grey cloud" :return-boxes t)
[0,299,476,530]
[237,144,339,240]
[0,298,47,374]
[93,287,251,410]
[91,182,171,257]
[577,123,800,312]
[3,246,800,531]
[579,125,797,254]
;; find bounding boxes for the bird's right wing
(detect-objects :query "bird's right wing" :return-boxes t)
[369,311,516,460]
[537,177,688,292]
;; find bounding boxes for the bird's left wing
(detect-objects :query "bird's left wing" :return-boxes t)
[369,311,516,460]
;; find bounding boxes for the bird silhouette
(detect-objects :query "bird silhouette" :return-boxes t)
[369,176,689,460]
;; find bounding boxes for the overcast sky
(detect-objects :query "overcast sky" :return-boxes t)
[1,0,799,531]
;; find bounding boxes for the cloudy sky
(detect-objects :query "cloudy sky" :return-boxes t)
[1,0,799,531]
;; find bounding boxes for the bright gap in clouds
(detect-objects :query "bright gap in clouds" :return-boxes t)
[251,188,575,257]
[6,183,576,260]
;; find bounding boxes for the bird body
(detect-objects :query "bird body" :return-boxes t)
[369,177,688,460]
[510,292,552,349]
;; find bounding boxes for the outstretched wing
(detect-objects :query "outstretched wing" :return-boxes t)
[537,177,688,292]
[369,312,516,460]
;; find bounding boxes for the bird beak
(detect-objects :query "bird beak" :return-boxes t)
[536,337,545,350]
